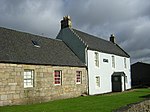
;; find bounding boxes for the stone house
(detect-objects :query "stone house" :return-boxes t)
[131,62,150,87]
[0,27,87,106]
[57,16,131,95]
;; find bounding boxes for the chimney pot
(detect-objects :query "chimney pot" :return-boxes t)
[110,34,116,44]
[61,15,72,29]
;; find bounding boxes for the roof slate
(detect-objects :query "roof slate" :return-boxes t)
[0,27,85,67]
[72,28,130,58]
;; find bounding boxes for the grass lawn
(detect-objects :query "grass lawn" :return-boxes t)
[0,88,150,112]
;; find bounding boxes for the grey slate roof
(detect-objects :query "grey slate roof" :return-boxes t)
[72,28,130,58]
[0,27,85,67]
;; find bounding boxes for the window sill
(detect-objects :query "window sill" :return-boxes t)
[24,87,34,90]
[76,83,81,84]
[54,84,61,86]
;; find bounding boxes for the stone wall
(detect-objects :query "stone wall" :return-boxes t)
[115,99,150,112]
[0,63,87,106]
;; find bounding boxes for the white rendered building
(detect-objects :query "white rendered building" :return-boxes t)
[57,16,131,95]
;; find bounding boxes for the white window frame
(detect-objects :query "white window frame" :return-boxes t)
[96,76,100,87]
[76,71,82,84]
[95,52,99,67]
[112,56,115,68]
[24,70,34,88]
[54,70,62,85]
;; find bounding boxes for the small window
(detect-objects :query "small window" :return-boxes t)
[54,70,62,85]
[95,52,99,67]
[96,76,100,87]
[24,70,34,88]
[103,59,108,63]
[76,71,82,84]
[124,58,127,68]
[112,56,115,68]
[32,40,40,48]
[125,76,128,83]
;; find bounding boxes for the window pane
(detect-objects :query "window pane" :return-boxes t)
[76,71,82,84]
[112,56,115,68]
[125,76,127,83]
[54,70,61,85]
[124,58,127,68]
[95,52,99,67]
[114,77,118,81]
[24,70,34,88]
[96,76,100,87]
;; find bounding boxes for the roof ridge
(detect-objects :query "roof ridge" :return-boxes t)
[72,28,110,43]
[71,28,129,58]
[0,27,54,40]
[0,26,62,42]
[115,44,130,57]
[132,62,150,65]
[69,28,88,47]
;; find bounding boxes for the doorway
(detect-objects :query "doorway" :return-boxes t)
[112,72,126,92]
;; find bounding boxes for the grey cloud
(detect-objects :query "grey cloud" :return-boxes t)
[0,0,150,64]
[0,0,64,37]
[65,0,149,27]
[63,0,150,64]
[115,17,150,64]
[130,49,150,59]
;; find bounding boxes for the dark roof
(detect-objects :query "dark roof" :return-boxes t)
[0,27,85,67]
[132,62,150,66]
[112,72,125,76]
[72,28,130,57]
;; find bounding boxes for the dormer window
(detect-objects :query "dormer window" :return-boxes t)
[32,40,40,48]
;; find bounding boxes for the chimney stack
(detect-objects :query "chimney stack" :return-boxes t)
[61,16,72,29]
[110,34,116,44]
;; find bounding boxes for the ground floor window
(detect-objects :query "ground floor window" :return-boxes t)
[96,76,100,87]
[24,70,34,88]
[76,71,82,84]
[125,76,128,83]
[54,70,62,85]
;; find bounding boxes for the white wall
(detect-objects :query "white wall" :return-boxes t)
[87,50,131,95]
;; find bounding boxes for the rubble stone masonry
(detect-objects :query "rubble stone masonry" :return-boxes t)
[0,63,87,106]
[115,99,150,112]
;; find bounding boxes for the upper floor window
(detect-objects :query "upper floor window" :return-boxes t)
[124,58,127,68]
[54,70,62,85]
[76,71,82,84]
[112,56,115,68]
[95,52,99,67]
[24,70,34,88]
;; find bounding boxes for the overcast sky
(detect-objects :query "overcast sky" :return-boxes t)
[0,0,150,64]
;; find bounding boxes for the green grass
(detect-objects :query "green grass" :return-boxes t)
[0,88,150,112]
